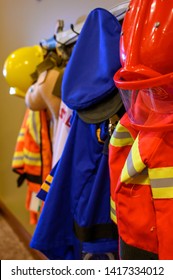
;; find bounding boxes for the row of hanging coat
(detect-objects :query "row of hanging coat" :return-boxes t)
[5,0,173,261]
[29,5,128,260]
[3,1,129,259]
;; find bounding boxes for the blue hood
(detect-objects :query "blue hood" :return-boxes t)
[62,8,122,111]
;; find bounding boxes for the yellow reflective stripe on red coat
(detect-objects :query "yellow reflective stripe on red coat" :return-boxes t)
[109,120,135,222]
[121,135,150,185]
[110,122,134,147]
[149,167,173,198]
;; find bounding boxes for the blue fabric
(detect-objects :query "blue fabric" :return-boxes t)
[30,112,118,259]
[62,8,121,110]
[82,239,118,254]
[37,189,47,202]
[37,161,59,202]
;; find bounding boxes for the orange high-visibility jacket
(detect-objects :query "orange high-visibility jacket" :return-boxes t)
[109,112,173,260]
[12,108,52,224]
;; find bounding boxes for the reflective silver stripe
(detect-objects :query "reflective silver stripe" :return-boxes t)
[24,155,40,161]
[110,121,134,147]
[126,151,148,178]
[13,156,24,160]
[150,178,173,188]
[113,130,132,139]
[149,168,173,198]
[121,135,148,184]
[126,151,138,177]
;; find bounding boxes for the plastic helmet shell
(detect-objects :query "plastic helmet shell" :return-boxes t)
[114,0,173,131]
[120,0,173,75]
[3,45,44,96]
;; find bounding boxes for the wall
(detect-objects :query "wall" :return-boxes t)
[0,0,125,235]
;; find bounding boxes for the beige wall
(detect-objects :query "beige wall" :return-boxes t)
[0,0,125,235]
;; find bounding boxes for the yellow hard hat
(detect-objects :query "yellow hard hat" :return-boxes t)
[9,87,26,98]
[3,45,44,97]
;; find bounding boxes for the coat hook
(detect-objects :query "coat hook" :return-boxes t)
[70,24,80,35]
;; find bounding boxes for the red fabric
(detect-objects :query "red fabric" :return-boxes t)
[115,182,158,253]
[109,112,173,259]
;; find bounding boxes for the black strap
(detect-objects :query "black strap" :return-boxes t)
[16,173,26,187]
[74,220,118,242]
[119,237,158,260]
[13,171,43,187]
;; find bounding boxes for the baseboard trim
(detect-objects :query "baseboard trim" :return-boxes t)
[0,199,47,260]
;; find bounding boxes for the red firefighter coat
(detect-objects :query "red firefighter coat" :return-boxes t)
[109,112,173,260]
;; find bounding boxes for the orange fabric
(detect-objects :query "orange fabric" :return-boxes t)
[40,110,53,182]
[12,108,52,224]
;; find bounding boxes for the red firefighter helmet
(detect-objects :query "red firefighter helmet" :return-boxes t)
[114,0,173,130]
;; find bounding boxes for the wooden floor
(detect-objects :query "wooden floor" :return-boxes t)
[0,213,35,260]
[0,200,47,260]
